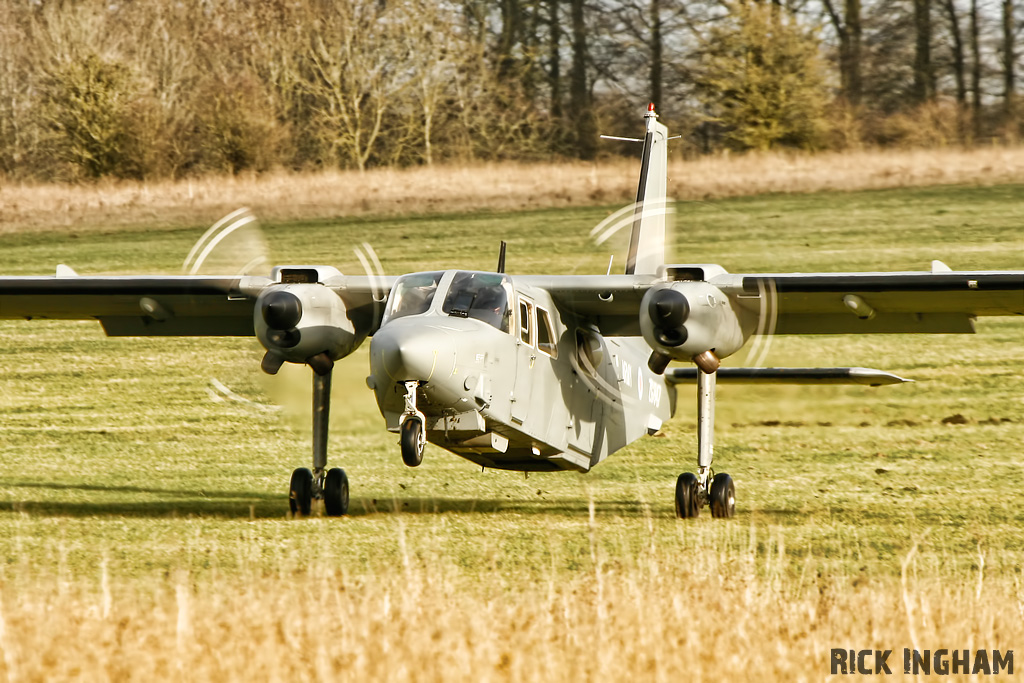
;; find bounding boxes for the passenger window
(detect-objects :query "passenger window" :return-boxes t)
[519,299,534,345]
[537,308,557,358]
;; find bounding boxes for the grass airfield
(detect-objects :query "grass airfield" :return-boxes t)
[1,184,1023,680]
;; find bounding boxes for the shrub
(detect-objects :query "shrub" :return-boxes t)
[696,2,830,152]
[186,74,289,175]
[37,54,142,180]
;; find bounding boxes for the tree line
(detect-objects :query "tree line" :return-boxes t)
[1,0,1022,181]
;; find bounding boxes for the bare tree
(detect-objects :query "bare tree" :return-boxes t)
[823,0,863,105]
[943,0,968,107]
[592,0,696,133]
[1002,0,1016,118]
[397,1,474,165]
[570,0,597,159]
[548,0,562,117]
[300,0,411,171]
[0,4,31,175]
[913,0,935,102]
[970,0,982,135]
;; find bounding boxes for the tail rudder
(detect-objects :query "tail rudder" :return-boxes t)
[625,103,669,275]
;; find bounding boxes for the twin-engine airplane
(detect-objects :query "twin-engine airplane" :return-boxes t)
[2,105,1023,519]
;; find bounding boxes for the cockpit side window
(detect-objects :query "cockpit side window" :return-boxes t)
[384,271,444,323]
[441,272,512,332]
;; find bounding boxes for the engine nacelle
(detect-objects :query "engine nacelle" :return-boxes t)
[255,283,366,371]
[640,282,747,373]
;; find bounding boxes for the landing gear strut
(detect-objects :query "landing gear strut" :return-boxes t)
[399,380,426,467]
[674,365,735,519]
[288,352,349,517]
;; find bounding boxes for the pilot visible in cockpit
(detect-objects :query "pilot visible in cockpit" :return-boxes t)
[469,285,509,331]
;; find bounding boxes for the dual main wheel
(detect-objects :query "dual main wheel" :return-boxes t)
[674,472,735,519]
[289,467,349,517]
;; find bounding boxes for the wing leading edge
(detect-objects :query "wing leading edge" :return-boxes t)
[0,274,392,337]
[0,275,268,336]
[718,271,1024,334]
[522,268,1024,338]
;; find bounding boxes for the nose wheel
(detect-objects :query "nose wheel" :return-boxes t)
[399,380,427,467]
[400,418,424,467]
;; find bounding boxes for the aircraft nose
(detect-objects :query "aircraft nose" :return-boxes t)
[371,323,457,382]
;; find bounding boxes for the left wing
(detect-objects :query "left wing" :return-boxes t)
[0,275,267,336]
[0,273,392,337]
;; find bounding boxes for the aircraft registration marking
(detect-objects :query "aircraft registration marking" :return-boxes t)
[649,381,662,408]
[620,358,633,387]
[618,357,661,407]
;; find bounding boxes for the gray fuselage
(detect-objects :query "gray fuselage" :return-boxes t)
[369,270,675,472]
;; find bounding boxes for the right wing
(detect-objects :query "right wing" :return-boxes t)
[713,271,1024,334]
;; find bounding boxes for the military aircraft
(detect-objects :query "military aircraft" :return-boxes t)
[2,104,1023,519]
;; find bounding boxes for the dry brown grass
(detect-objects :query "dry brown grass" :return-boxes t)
[3,549,1020,682]
[4,146,1024,235]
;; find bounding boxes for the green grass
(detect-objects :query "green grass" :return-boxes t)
[1,184,1023,679]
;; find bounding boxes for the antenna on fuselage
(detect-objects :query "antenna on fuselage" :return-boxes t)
[497,241,507,274]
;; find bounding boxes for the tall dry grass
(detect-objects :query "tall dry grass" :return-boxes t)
[2,539,1020,682]
[4,146,1024,235]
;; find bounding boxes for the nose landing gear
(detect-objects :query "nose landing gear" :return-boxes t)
[399,380,427,467]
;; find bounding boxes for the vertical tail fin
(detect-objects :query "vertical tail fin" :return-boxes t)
[625,104,669,275]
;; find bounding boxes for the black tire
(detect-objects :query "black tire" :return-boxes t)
[674,472,700,519]
[289,467,313,516]
[709,473,736,519]
[324,468,350,517]
[400,419,424,467]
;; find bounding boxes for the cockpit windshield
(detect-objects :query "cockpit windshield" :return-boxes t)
[441,272,512,332]
[384,271,444,322]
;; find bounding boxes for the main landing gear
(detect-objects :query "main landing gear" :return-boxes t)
[288,352,350,517]
[675,366,736,519]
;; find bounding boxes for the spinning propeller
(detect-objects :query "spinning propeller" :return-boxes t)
[586,198,782,380]
[184,210,388,517]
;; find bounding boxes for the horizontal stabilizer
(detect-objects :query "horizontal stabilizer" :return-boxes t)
[665,367,911,387]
